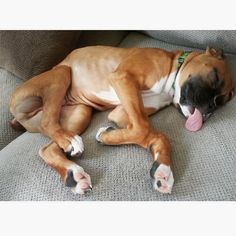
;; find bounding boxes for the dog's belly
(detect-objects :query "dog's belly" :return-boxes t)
[67,70,172,111]
[68,76,173,111]
[92,85,173,111]
[65,77,173,111]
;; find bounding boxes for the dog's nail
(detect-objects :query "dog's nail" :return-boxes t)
[84,188,92,193]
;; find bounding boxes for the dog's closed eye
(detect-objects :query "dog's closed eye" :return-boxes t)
[214,94,225,107]
[208,68,224,91]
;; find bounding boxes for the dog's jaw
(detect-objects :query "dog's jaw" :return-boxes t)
[172,70,194,118]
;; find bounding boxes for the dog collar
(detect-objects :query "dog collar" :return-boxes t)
[172,51,191,90]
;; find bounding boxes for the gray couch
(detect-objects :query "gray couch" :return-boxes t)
[0,31,235,201]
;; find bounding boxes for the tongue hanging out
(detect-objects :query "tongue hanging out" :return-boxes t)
[185,108,203,132]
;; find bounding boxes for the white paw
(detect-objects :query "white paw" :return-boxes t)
[152,163,174,194]
[66,165,92,195]
[66,135,84,157]
[96,126,114,143]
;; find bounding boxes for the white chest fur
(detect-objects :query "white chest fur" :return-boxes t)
[93,71,176,110]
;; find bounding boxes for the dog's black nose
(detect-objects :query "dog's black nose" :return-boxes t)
[157,180,162,188]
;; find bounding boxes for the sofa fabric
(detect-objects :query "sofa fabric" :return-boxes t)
[143,30,236,54]
[0,31,235,200]
[0,69,23,150]
[77,30,129,47]
[0,31,81,80]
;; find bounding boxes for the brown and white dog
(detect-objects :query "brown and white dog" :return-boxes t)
[9,46,234,194]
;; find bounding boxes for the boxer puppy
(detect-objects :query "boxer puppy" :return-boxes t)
[9,46,234,194]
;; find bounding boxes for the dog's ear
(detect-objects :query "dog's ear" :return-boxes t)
[206,46,225,60]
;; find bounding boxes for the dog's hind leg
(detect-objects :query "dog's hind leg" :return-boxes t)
[108,105,131,129]
[9,65,79,152]
[39,104,93,194]
[97,71,174,194]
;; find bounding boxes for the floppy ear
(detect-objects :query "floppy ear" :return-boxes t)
[206,46,225,60]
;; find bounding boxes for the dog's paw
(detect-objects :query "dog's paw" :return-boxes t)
[65,165,92,195]
[150,161,174,194]
[96,126,115,143]
[65,135,84,157]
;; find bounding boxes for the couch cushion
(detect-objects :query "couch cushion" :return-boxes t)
[0,32,235,200]
[0,31,81,80]
[78,31,128,47]
[142,30,236,54]
[0,69,24,150]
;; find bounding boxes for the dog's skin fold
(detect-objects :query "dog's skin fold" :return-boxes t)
[9,46,234,194]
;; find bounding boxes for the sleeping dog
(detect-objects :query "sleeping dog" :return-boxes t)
[9,46,234,194]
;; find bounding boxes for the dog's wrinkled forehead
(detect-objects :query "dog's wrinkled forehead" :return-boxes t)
[179,47,234,101]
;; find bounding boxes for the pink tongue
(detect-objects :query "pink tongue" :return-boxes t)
[185,108,203,132]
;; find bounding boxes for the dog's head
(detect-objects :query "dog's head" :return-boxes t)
[174,47,234,122]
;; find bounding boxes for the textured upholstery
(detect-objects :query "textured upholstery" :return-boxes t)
[0,32,235,200]
[78,31,129,47]
[0,31,81,80]
[142,30,236,54]
[0,69,23,150]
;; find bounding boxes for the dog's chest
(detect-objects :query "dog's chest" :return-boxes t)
[93,76,173,110]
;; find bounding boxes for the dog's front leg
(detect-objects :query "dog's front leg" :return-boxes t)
[146,133,174,194]
[39,141,92,195]
[96,71,151,144]
[96,71,174,194]
[39,104,93,195]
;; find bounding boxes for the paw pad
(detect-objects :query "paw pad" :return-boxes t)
[65,165,92,195]
[150,161,174,194]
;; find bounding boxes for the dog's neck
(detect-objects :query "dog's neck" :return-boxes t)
[162,51,190,100]
[172,51,200,105]
[173,52,191,88]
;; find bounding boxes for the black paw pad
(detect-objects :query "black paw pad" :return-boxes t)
[157,180,162,188]
[150,161,160,179]
[65,149,82,159]
[65,170,77,187]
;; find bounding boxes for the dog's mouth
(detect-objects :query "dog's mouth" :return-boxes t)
[178,74,222,131]
[178,104,213,132]
[184,106,203,132]
[177,104,194,117]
